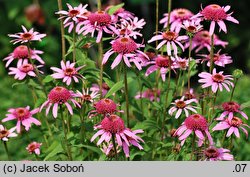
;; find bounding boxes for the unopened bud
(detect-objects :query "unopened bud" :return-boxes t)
[233,69,243,79]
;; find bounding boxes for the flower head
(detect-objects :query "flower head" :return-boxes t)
[160,8,194,33]
[102,36,148,70]
[3,45,45,67]
[148,31,188,56]
[203,146,234,161]
[174,114,213,146]
[91,114,144,157]
[26,142,42,155]
[145,55,175,81]
[187,30,228,53]
[213,116,249,138]
[8,60,43,80]
[89,98,122,118]
[75,88,99,105]
[193,4,239,35]
[51,60,85,85]
[0,125,17,141]
[40,86,80,118]
[182,19,203,34]
[8,25,46,44]
[2,106,41,133]
[135,88,161,102]
[218,101,248,121]
[168,96,197,119]
[198,68,234,93]
[56,3,88,33]
[198,49,232,67]
[77,11,117,43]
[90,83,110,96]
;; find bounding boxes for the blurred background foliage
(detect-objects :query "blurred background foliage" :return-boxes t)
[0,0,249,160]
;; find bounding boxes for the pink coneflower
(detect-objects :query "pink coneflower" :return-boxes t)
[168,96,197,119]
[102,36,148,70]
[26,142,42,155]
[135,88,161,102]
[75,88,99,104]
[203,146,234,161]
[174,114,213,146]
[3,45,44,67]
[198,68,234,93]
[145,55,175,81]
[0,125,17,141]
[160,8,194,33]
[198,49,232,67]
[40,86,80,118]
[107,6,134,22]
[90,83,110,96]
[89,98,122,118]
[51,60,84,86]
[8,25,46,44]
[115,17,146,39]
[218,101,248,121]
[193,4,239,35]
[77,11,117,43]
[8,60,43,80]
[182,19,203,34]
[148,31,188,56]
[213,116,249,138]
[91,114,144,157]
[175,57,189,70]
[2,106,41,133]
[186,30,228,53]
[56,3,88,33]
[184,88,197,101]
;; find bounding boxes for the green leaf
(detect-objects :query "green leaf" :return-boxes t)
[12,80,27,88]
[43,75,54,83]
[64,35,73,45]
[105,77,133,98]
[73,144,102,155]
[107,3,125,15]
[44,141,64,161]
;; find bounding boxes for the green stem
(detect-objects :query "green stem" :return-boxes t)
[123,64,130,128]
[166,0,172,30]
[187,37,193,91]
[35,154,39,161]
[57,0,66,61]
[111,133,118,160]
[175,70,182,97]
[98,39,104,99]
[97,0,102,11]
[190,132,196,160]
[60,105,72,161]
[73,26,76,63]
[230,79,238,101]
[3,141,11,160]
[155,0,159,48]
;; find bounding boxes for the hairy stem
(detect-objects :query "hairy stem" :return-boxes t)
[123,64,130,128]
[209,34,214,73]
[60,105,72,161]
[57,0,66,61]
[187,37,193,91]
[166,0,172,30]
[111,133,118,160]
[73,26,76,63]
[3,142,11,160]
[230,78,238,101]
[155,0,159,48]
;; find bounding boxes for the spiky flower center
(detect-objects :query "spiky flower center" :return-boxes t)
[212,73,224,83]
[0,129,9,139]
[155,56,172,67]
[162,31,178,41]
[64,68,76,76]
[177,60,188,69]
[145,51,156,60]
[82,95,92,102]
[94,98,117,115]
[185,114,208,131]
[201,4,227,21]
[187,26,197,33]
[230,117,243,127]
[101,115,125,133]
[176,100,186,109]
[222,101,240,112]
[213,54,220,62]
[204,147,219,158]
[102,83,110,90]
[13,108,30,121]
[48,86,71,104]
[13,45,29,59]
[88,11,111,26]
[112,37,137,54]
[174,9,193,19]
[21,33,33,40]
[19,64,34,73]
[69,9,80,17]
[184,91,195,100]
